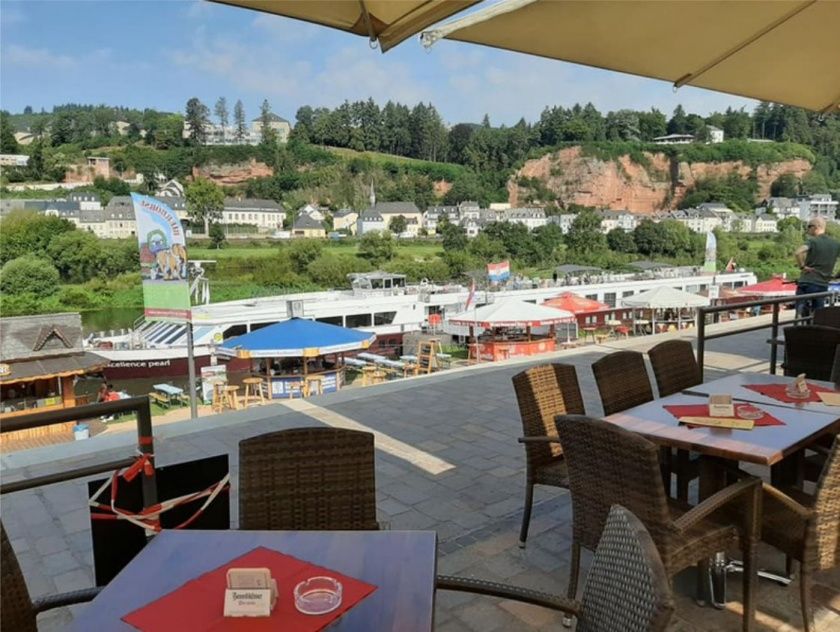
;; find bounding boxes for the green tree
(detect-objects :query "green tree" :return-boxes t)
[0,111,19,153]
[214,97,229,129]
[658,219,694,256]
[208,222,227,249]
[777,216,802,232]
[288,239,323,273]
[771,173,800,197]
[234,100,247,142]
[0,211,75,264]
[638,108,667,141]
[607,228,636,253]
[46,231,106,283]
[358,231,396,264]
[667,105,687,135]
[388,215,407,235]
[259,99,278,146]
[566,210,607,253]
[439,217,468,252]
[185,177,224,235]
[633,219,668,255]
[185,97,210,145]
[307,253,370,288]
[0,255,60,296]
[467,233,507,262]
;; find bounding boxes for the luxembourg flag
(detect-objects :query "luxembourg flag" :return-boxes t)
[464,278,476,311]
[487,260,511,283]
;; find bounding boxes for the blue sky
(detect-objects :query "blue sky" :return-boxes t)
[1,0,758,126]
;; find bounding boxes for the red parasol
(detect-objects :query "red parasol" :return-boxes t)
[542,292,610,314]
[739,277,797,297]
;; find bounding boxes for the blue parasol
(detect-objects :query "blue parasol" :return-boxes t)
[217,318,375,359]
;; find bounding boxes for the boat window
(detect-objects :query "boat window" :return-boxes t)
[585,294,597,301]
[251,322,271,332]
[604,292,616,308]
[374,311,397,325]
[622,290,634,297]
[345,313,372,328]
[371,279,383,289]
[316,316,343,327]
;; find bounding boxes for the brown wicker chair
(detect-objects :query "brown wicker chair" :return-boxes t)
[648,339,702,501]
[760,437,840,631]
[592,350,653,415]
[437,504,675,632]
[1,524,101,632]
[238,427,379,530]
[812,305,840,329]
[556,415,760,632]
[512,363,584,548]
[782,325,840,381]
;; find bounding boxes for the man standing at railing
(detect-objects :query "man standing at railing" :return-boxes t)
[795,217,839,317]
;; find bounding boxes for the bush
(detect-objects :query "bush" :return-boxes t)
[0,255,60,296]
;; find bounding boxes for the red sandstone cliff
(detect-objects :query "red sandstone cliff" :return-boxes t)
[192,158,273,185]
[508,146,812,213]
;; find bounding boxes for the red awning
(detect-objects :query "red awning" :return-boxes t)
[739,277,797,297]
[542,292,610,315]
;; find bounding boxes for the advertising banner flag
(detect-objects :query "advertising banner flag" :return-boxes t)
[464,278,476,311]
[487,260,510,283]
[132,193,191,322]
[703,231,717,273]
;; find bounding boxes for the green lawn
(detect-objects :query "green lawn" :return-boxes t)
[190,241,444,260]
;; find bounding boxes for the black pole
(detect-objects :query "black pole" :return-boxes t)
[770,303,780,375]
[136,397,158,510]
[697,307,706,381]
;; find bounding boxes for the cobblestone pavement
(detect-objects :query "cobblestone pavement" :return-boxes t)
[2,317,838,631]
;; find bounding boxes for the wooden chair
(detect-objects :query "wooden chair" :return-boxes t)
[556,415,760,632]
[238,427,379,531]
[512,364,585,548]
[2,524,101,632]
[592,350,653,415]
[648,339,702,501]
[761,437,840,631]
[437,505,674,632]
[783,325,840,381]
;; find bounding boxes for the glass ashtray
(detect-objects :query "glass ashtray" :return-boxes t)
[294,576,343,615]
[785,387,811,400]
[735,404,764,420]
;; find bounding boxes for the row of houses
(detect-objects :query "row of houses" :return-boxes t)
[761,194,838,222]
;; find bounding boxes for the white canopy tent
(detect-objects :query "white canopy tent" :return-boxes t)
[622,286,710,332]
[448,299,574,328]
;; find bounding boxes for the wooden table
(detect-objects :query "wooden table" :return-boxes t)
[67,530,437,632]
[684,373,840,417]
[604,392,840,467]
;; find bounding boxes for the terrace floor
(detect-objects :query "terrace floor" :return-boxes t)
[2,314,838,631]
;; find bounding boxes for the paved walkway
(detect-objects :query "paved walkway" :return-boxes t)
[2,316,838,631]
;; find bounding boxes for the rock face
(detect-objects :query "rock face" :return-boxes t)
[508,146,812,213]
[192,159,273,185]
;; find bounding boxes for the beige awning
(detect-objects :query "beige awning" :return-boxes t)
[422,0,840,113]
[212,0,479,52]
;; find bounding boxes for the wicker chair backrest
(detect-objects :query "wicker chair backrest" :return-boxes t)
[811,437,840,571]
[577,505,674,632]
[512,364,584,464]
[783,325,840,381]
[648,340,701,397]
[1,524,37,632]
[813,306,840,329]
[239,427,378,531]
[592,351,654,415]
[557,415,675,557]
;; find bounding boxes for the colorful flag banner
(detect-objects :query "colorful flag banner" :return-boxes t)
[703,231,717,273]
[464,278,476,311]
[487,260,510,283]
[132,193,191,322]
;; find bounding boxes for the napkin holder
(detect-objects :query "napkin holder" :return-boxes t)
[708,394,734,418]
[224,567,277,618]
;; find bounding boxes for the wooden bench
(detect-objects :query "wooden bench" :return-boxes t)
[148,392,170,407]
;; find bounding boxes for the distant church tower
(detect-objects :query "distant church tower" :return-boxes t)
[369,181,376,208]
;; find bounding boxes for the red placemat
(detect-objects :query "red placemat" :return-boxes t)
[122,547,377,631]
[744,382,835,404]
[663,404,784,427]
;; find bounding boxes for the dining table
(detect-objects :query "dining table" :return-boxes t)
[67,529,438,632]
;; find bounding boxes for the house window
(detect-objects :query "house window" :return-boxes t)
[345,313,372,328]
[374,311,397,325]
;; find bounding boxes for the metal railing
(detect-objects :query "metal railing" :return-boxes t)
[0,397,158,511]
[696,290,837,379]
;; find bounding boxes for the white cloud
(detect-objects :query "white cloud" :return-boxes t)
[4,44,76,68]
